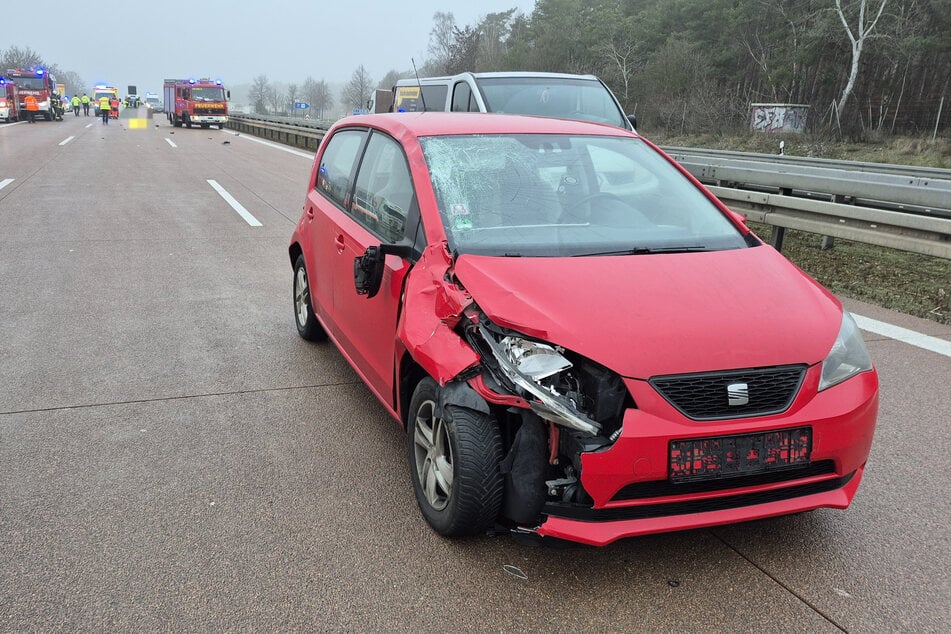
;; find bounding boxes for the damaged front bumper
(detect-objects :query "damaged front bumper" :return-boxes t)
[531,367,879,546]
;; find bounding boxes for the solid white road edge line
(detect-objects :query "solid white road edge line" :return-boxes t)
[207,179,262,227]
[58,136,75,146]
[0,178,14,190]
[854,314,951,358]
[225,130,314,159]
[165,138,177,148]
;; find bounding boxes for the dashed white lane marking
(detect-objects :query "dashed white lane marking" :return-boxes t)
[85,124,93,129]
[0,178,14,190]
[206,179,262,227]
[854,314,951,358]
[165,138,177,148]
[58,136,75,146]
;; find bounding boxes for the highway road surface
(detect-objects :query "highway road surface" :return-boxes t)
[1,111,949,632]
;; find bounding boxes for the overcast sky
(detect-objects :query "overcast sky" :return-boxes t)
[5,0,536,93]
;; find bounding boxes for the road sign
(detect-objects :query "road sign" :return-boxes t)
[294,101,310,109]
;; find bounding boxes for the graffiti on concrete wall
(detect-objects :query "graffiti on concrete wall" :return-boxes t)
[750,104,809,133]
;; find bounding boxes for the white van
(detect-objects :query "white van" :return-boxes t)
[391,71,636,131]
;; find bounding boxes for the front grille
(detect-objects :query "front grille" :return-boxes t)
[194,106,224,115]
[544,470,854,522]
[649,365,806,420]
[612,460,836,501]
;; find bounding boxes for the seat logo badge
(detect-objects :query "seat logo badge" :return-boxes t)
[728,383,749,406]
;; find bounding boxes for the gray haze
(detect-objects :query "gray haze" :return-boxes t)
[5,0,534,97]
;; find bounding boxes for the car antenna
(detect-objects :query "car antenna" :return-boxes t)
[412,58,426,112]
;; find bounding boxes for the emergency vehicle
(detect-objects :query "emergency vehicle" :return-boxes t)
[163,78,229,129]
[5,68,59,121]
[92,85,120,118]
[0,77,20,122]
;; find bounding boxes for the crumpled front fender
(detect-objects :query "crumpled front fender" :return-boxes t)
[397,242,479,385]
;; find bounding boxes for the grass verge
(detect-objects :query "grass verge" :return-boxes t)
[750,223,950,325]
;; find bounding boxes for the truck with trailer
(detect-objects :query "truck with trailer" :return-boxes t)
[4,67,60,121]
[163,78,229,129]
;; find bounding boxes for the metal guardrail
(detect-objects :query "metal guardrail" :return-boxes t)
[227,115,951,259]
[227,114,327,151]
[665,148,951,218]
[664,148,951,259]
[663,147,951,183]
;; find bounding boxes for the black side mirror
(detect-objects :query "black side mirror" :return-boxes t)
[627,114,637,132]
[354,244,415,298]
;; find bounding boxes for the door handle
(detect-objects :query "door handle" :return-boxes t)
[334,235,346,253]
[305,205,314,219]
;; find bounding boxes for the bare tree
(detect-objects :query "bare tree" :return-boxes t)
[427,12,457,74]
[0,45,45,70]
[599,31,640,104]
[287,83,299,115]
[267,85,286,114]
[834,0,889,116]
[342,65,373,111]
[314,80,334,118]
[248,74,271,114]
[477,10,518,71]
[377,70,403,90]
[58,70,86,98]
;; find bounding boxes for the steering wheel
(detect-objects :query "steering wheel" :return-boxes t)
[565,191,626,213]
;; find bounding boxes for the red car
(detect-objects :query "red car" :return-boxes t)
[289,112,878,547]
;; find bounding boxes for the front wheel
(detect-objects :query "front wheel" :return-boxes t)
[293,254,326,341]
[406,378,503,537]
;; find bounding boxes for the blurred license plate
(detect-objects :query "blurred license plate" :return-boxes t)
[669,427,812,483]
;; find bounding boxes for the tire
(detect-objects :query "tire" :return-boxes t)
[293,254,326,341]
[406,377,503,537]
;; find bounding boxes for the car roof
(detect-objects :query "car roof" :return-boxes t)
[333,111,635,139]
[394,71,601,85]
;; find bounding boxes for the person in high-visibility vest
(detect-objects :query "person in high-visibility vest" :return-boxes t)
[80,93,90,116]
[24,94,38,123]
[109,96,119,119]
[70,95,81,116]
[99,95,111,124]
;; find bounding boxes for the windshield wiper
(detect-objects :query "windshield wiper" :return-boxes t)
[574,245,707,257]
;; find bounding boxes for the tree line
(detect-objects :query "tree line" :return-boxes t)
[9,1,947,138]
[326,0,948,137]
[0,46,86,97]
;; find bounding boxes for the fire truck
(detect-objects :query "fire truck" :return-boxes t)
[0,76,20,122]
[5,68,59,121]
[163,78,229,129]
[92,85,120,117]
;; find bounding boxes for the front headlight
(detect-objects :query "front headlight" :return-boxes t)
[819,310,873,391]
[476,326,601,436]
